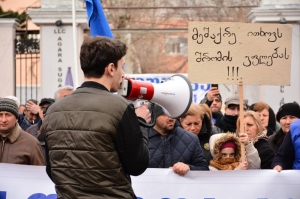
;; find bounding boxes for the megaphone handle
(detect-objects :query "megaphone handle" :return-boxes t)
[137,103,156,128]
[138,118,155,128]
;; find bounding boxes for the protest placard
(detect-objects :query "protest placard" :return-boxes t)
[188,22,292,86]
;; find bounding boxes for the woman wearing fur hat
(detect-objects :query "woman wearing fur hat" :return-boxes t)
[209,133,261,171]
[268,102,300,153]
[237,111,275,169]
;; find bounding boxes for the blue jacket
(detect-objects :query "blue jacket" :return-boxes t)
[18,114,33,131]
[291,119,300,169]
[272,119,300,170]
[147,124,208,171]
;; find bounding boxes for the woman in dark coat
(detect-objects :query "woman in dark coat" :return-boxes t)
[179,103,213,163]
[268,102,300,153]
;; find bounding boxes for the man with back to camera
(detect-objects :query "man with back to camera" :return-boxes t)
[42,36,150,199]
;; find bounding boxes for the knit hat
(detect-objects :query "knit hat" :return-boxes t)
[4,96,20,107]
[149,103,165,118]
[225,94,248,110]
[220,141,236,151]
[276,102,300,122]
[0,98,19,118]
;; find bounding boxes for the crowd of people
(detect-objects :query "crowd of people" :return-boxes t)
[0,36,299,198]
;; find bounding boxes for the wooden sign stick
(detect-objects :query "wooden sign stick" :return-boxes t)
[238,81,246,162]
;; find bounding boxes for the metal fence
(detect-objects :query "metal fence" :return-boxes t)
[15,33,40,105]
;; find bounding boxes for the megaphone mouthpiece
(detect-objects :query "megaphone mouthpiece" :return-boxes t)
[126,79,154,100]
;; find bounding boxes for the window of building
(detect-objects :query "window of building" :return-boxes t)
[164,37,187,55]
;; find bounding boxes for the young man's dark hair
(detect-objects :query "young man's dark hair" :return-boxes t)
[80,36,127,78]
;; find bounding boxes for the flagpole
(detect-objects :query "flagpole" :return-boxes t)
[72,0,79,88]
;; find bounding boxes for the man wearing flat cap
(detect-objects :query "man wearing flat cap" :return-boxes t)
[0,98,45,165]
[212,94,249,134]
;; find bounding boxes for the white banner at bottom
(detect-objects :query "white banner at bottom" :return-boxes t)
[0,163,299,199]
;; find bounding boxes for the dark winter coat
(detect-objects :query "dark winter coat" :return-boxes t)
[147,123,209,171]
[0,124,44,165]
[18,114,35,131]
[268,128,286,153]
[197,114,214,163]
[254,138,275,169]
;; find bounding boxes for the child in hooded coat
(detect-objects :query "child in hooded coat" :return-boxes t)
[209,133,261,171]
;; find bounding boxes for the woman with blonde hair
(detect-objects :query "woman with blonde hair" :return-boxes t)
[180,103,213,163]
[237,110,275,169]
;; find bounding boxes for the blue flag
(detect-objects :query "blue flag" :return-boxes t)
[85,0,114,38]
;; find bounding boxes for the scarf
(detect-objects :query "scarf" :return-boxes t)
[212,112,223,124]
[251,132,268,143]
[215,115,238,133]
[210,157,239,170]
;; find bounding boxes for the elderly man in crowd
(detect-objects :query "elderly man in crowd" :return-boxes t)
[0,98,44,165]
[54,85,74,101]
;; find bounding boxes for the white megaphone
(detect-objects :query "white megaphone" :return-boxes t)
[117,74,192,119]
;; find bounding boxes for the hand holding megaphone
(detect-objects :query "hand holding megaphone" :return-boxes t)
[118,74,193,120]
[135,104,151,124]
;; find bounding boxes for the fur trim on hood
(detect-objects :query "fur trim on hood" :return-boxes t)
[209,133,241,160]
